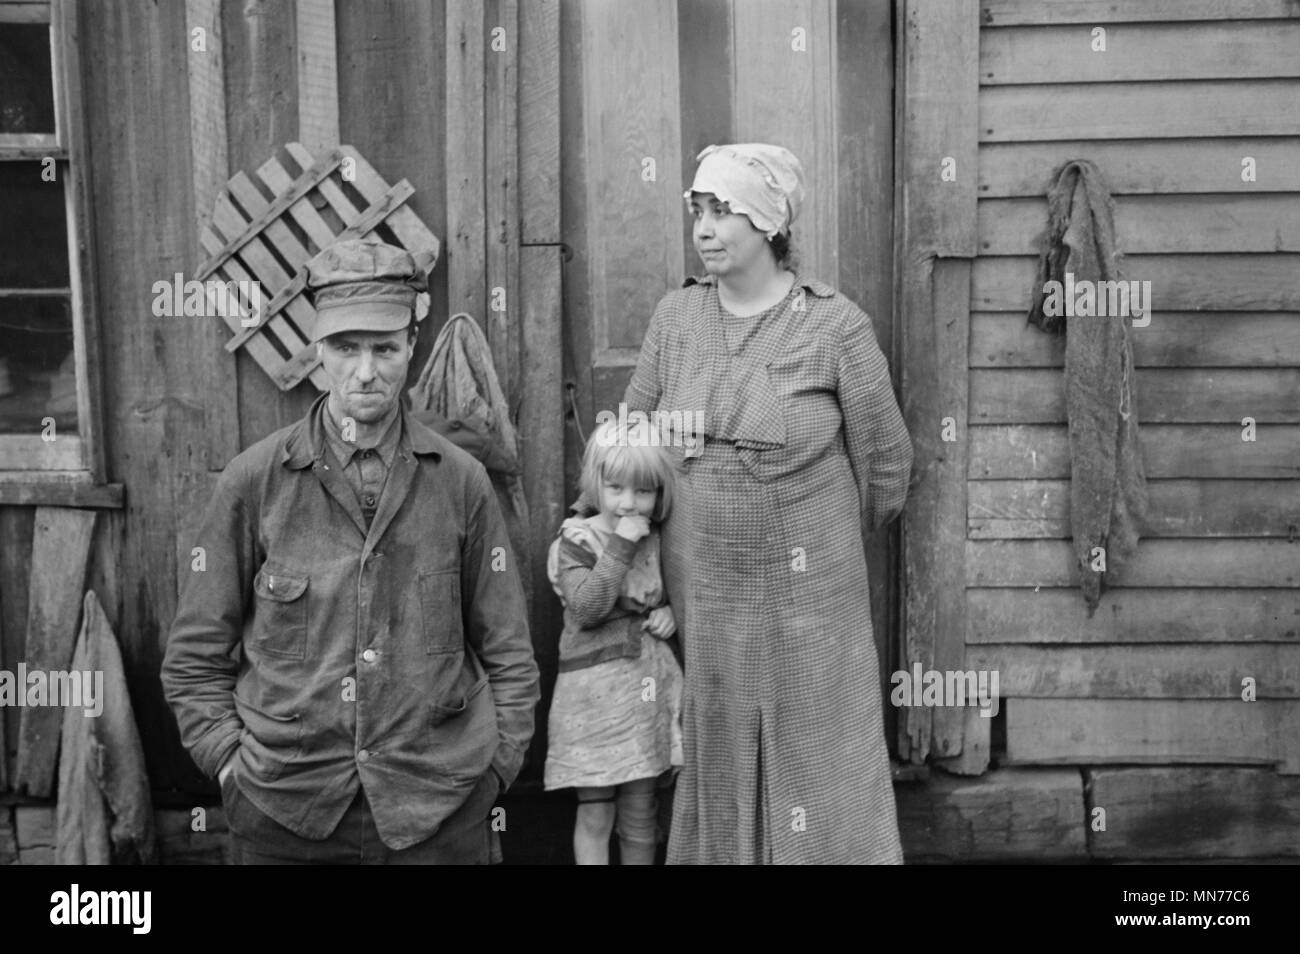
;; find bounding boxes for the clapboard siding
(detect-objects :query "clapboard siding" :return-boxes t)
[968,479,1300,538]
[980,138,1300,196]
[981,21,1300,84]
[967,588,1299,643]
[982,80,1300,141]
[970,368,1300,424]
[969,425,1300,479]
[978,195,1300,254]
[971,313,1300,368]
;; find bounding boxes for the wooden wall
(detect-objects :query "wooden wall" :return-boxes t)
[560,0,900,742]
[0,0,565,794]
[965,2,1300,792]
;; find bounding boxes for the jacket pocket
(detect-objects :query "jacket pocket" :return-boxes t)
[419,570,464,654]
[233,692,302,782]
[429,672,497,780]
[252,566,308,659]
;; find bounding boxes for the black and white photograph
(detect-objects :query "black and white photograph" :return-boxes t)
[0,0,1295,921]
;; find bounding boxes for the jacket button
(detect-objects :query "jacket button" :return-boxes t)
[357,749,370,763]
[362,649,377,663]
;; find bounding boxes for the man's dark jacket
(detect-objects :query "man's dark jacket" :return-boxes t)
[162,393,539,849]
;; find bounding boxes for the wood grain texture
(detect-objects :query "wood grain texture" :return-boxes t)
[445,0,487,324]
[970,368,1300,424]
[519,244,564,771]
[519,0,560,245]
[969,424,1300,479]
[971,312,1300,368]
[896,767,1086,861]
[294,0,339,153]
[968,479,1300,538]
[0,481,124,508]
[485,0,520,407]
[579,0,683,354]
[1005,699,1300,773]
[1088,767,1300,859]
[981,21,1300,83]
[969,644,1300,697]
[979,138,1300,197]
[978,195,1300,255]
[966,539,1299,588]
[221,0,315,446]
[335,0,447,380]
[967,587,1299,643]
[186,0,228,239]
[897,0,980,763]
[973,254,1300,312]
[83,1,222,790]
[981,0,1300,26]
[732,0,838,280]
[981,81,1300,142]
[0,507,35,791]
[13,507,95,797]
[676,0,732,278]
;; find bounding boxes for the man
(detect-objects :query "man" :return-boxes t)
[162,238,539,864]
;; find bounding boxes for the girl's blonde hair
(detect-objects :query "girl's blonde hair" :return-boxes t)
[579,417,675,523]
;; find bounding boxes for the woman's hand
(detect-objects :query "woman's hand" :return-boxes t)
[614,515,651,542]
[642,605,676,640]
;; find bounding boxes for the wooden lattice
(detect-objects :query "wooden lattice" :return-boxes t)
[196,142,440,391]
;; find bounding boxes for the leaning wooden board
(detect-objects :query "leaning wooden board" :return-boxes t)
[12,507,96,798]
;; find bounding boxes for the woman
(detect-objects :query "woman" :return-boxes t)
[623,143,912,864]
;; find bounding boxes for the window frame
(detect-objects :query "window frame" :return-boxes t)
[0,0,107,489]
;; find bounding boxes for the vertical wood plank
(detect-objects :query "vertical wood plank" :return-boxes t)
[519,0,561,245]
[731,0,838,282]
[0,508,35,791]
[446,0,488,324]
[519,244,566,770]
[183,0,241,470]
[485,0,520,407]
[222,0,314,445]
[897,0,979,762]
[838,0,899,751]
[579,0,683,356]
[295,0,339,154]
[14,507,96,797]
[676,0,733,278]
[55,0,109,482]
[335,0,447,381]
[82,0,216,790]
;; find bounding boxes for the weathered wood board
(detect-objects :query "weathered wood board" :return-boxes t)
[968,587,1300,643]
[968,479,1300,538]
[970,424,1300,480]
[13,507,96,797]
[896,767,1087,861]
[1006,699,1300,773]
[968,644,1300,697]
[1088,767,1300,859]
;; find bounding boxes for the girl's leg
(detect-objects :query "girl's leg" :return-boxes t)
[574,786,617,865]
[615,777,659,865]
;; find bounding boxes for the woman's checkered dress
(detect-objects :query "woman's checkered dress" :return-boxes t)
[624,274,913,864]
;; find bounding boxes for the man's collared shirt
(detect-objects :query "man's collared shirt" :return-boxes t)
[321,400,402,526]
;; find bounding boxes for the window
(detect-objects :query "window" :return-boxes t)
[0,0,103,479]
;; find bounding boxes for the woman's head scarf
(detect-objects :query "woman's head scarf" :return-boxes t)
[684,143,806,238]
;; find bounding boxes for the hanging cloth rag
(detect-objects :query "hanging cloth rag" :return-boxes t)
[56,591,156,864]
[408,312,533,609]
[1027,159,1148,615]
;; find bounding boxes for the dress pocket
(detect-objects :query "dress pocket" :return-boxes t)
[419,570,465,654]
[252,566,308,659]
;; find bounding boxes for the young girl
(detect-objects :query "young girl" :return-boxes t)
[544,417,683,865]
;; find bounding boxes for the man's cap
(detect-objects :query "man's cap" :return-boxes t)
[305,237,437,341]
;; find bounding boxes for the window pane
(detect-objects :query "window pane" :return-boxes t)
[0,294,78,436]
[0,22,55,134]
[0,162,69,287]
